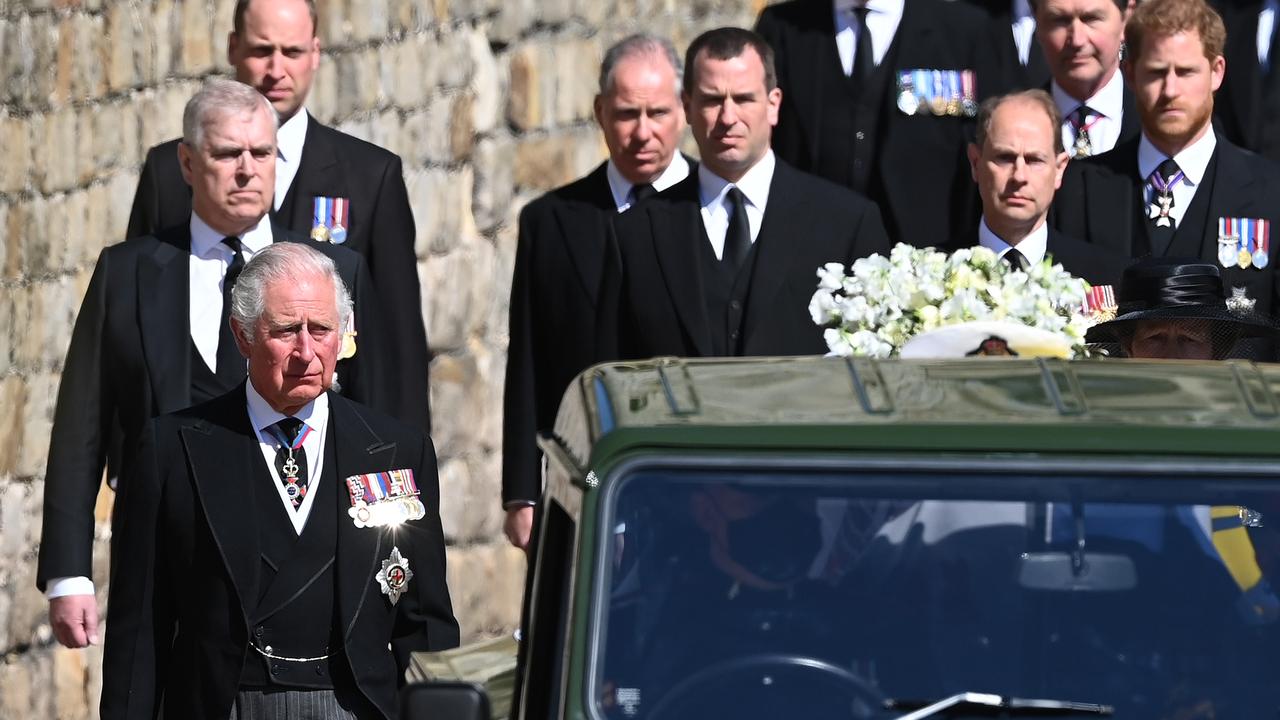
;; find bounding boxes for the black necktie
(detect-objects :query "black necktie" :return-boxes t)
[1003,247,1030,272]
[268,417,310,510]
[629,183,657,207]
[215,236,246,384]
[1069,105,1096,159]
[1145,158,1182,255]
[851,6,874,86]
[723,187,751,270]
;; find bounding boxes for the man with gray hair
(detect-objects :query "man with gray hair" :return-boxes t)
[37,78,388,650]
[101,241,457,720]
[502,33,691,549]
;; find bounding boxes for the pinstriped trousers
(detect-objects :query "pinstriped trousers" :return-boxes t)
[227,689,360,720]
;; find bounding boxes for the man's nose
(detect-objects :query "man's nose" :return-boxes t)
[293,328,316,362]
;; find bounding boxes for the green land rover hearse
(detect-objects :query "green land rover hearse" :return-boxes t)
[405,355,1280,720]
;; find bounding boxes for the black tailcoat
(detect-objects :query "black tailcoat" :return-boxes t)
[36,224,386,590]
[502,162,624,506]
[606,160,892,360]
[1213,0,1280,161]
[100,388,458,720]
[757,0,987,246]
[125,115,431,433]
[1052,133,1280,315]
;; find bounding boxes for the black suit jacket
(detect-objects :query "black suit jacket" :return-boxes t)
[36,223,386,590]
[100,388,458,720]
[946,224,1129,287]
[1052,133,1280,314]
[757,0,987,246]
[965,0,1051,93]
[608,160,892,359]
[1213,0,1280,160]
[126,115,431,433]
[502,162,621,506]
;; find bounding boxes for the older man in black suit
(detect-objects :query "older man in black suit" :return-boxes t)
[1053,0,1280,320]
[955,89,1127,285]
[755,0,988,246]
[126,0,431,433]
[101,242,457,720]
[609,27,890,361]
[501,34,691,550]
[1212,0,1280,161]
[37,79,388,650]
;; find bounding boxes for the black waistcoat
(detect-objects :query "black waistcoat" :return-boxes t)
[698,226,760,357]
[813,35,900,196]
[189,342,240,405]
[240,428,346,690]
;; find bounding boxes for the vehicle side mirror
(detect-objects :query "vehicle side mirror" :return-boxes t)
[1017,552,1138,592]
[400,681,490,720]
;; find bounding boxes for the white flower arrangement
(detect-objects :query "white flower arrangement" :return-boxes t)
[809,243,1095,358]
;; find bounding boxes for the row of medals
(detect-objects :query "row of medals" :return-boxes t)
[1218,234,1269,269]
[897,89,976,118]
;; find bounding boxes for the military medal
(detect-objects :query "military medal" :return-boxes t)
[345,469,424,529]
[1254,219,1270,268]
[897,71,919,115]
[960,70,978,117]
[1081,284,1118,323]
[329,197,349,244]
[1238,218,1254,269]
[376,546,414,605]
[267,421,312,509]
[312,196,351,244]
[928,70,948,116]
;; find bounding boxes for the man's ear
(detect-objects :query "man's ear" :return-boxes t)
[227,32,240,67]
[966,142,981,181]
[230,317,252,359]
[177,142,194,186]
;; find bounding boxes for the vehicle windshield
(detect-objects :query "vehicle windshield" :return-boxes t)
[593,464,1280,720]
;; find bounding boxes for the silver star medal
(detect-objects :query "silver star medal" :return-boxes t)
[1226,287,1256,316]
[376,546,414,605]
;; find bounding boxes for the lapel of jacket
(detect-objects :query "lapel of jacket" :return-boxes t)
[553,163,614,304]
[1223,5,1262,147]
[648,176,713,356]
[1192,137,1259,262]
[742,162,804,340]
[137,225,193,413]
[180,386,261,617]
[282,117,345,236]
[1084,140,1142,256]
[327,393,400,642]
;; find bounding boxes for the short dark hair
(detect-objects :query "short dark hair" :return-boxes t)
[682,27,777,94]
[974,89,1064,155]
[233,0,318,38]
[1029,0,1128,16]
[1125,0,1225,63]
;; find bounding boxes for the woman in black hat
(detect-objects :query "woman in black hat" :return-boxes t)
[1085,258,1279,360]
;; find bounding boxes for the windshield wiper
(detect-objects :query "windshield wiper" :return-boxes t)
[885,692,1114,719]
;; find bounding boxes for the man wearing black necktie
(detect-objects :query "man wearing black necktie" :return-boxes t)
[1052,0,1280,322]
[101,242,457,720]
[1213,0,1280,161]
[125,0,431,435]
[950,89,1127,285]
[756,0,987,246]
[607,27,890,361]
[501,34,692,550]
[37,79,388,649]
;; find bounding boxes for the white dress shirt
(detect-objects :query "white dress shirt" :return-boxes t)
[978,216,1049,265]
[698,151,776,260]
[275,110,309,211]
[1052,70,1126,156]
[833,0,905,76]
[1137,129,1217,229]
[606,153,692,213]
[245,381,331,535]
[1260,0,1279,71]
[189,213,273,373]
[1011,0,1036,66]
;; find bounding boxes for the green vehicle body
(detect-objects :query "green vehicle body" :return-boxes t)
[408,355,1280,720]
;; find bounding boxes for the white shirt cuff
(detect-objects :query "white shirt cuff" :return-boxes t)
[46,576,95,599]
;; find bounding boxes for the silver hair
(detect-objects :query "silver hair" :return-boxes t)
[230,242,353,345]
[598,33,683,97]
[182,78,278,150]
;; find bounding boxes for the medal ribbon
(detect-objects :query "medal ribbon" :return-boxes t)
[266,421,311,452]
[312,197,329,229]
[1261,220,1270,256]
[1069,110,1103,136]
[961,70,975,103]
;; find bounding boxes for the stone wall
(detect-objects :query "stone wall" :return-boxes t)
[0,0,765,716]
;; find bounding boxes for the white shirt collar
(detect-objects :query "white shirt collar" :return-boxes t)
[189,212,274,259]
[1051,68,1124,120]
[1136,128,1217,186]
[698,150,776,213]
[245,377,329,435]
[978,216,1049,265]
[276,109,309,165]
[606,154,692,212]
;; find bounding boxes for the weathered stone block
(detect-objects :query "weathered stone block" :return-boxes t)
[409,166,476,258]
[33,108,78,194]
[553,37,600,126]
[506,44,541,132]
[390,38,429,110]
[105,2,139,92]
[179,0,215,74]
[0,377,23,476]
[0,647,54,719]
[427,353,484,452]
[471,136,515,235]
[106,170,140,245]
[0,112,30,195]
[443,543,526,643]
[466,29,503,136]
[399,103,448,168]
[512,128,606,192]
[419,232,493,351]
[309,60,339,124]
[17,371,59,479]
[449,91,476,162]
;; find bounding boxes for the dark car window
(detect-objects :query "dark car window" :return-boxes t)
[592,467,1280,720]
